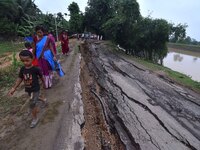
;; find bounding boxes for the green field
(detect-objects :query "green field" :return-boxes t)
[168,43,200,52]
[0,42,24,56]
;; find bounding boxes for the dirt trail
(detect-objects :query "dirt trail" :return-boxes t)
[0,40,84,150]
[80,40,200,150]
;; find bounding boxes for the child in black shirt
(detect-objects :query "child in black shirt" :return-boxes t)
[8,50,46,128]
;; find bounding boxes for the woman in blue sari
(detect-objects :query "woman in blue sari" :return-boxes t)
[33,26,57,89]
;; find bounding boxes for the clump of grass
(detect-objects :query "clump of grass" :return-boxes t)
[75,43,80,54]
[12,51,22,69]
[57,44,62,54]
[0,52,22,88]
[0,67,18,88]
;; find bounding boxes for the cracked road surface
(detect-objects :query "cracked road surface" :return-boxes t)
[81,41,200,150]
[1,40,200,150]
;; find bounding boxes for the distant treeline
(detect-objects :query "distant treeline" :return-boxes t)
[1,0,199,63]
[170,36,200,46]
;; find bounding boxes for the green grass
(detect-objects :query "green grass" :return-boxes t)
[0,52,22,88]
[0,41,24,56]
[0,66,21,88]
[74,42,80,54]
[105,41,200,93]
[129,56,200,92]
[56,42,62,54]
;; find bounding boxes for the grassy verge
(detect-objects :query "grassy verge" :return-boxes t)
[131,57,200,92]
[0,52,22,88]
[0,53,23,117]
[105,41,200,93]
[0,41,24,56]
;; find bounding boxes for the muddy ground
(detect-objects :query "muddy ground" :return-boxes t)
[0,39,200,150]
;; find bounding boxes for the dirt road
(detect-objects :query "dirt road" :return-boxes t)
[0,40,84,150]
[0,40,200,150]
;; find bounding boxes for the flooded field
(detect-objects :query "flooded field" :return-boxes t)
[163,48,200,82]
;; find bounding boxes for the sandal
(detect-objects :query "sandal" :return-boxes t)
[30,118,39,128]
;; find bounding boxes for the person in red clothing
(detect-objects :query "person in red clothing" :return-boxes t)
[60,30,69,55]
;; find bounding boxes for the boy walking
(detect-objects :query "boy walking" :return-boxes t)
[8,50,46,128]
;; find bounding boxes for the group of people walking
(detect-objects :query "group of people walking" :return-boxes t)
[8,25,69,128]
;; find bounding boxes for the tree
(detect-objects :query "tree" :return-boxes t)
[0,0,40,38]
[102,0,141,55]
[68,2,80,15]
[131,18,169,62]
[169,23,188,43]
[56,12,69,32]
[68,2,84,33]
[85,0,113,34]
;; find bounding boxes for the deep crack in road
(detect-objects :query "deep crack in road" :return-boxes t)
[81,41,200,150]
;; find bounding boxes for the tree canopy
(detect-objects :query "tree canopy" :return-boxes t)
[1,0,199,62]
[85,0,170,63]
[0,0,69,39]
[68,2,84,33]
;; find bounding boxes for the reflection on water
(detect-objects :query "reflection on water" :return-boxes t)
[193,57,198,62]
[174,54,183,62]
[163,50,200,82]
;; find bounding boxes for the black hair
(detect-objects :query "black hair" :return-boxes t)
[24,42,32,49]
[35,25,45,32]
[19,50,33,59]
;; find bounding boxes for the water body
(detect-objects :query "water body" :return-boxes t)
[163,48,200,82]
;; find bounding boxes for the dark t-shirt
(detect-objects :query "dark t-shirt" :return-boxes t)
[19,66,42,93]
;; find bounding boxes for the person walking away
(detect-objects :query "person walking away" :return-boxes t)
[60,30,69,55]
[33,25,57,89]
[8,50,47,128]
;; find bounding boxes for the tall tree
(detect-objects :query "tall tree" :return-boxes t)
[85,0,113,34]
[102,0,140,48]
[68,2,84,33]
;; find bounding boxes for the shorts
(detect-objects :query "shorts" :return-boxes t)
[28,91,40,109]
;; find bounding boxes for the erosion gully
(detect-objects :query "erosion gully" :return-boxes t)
[80,40,200,150]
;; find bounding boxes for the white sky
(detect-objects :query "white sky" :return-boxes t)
[35,0,200,41]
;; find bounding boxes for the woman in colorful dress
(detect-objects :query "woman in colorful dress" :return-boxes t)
[33,25,57,89]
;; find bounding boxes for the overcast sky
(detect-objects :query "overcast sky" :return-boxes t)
[35,0,200,41]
